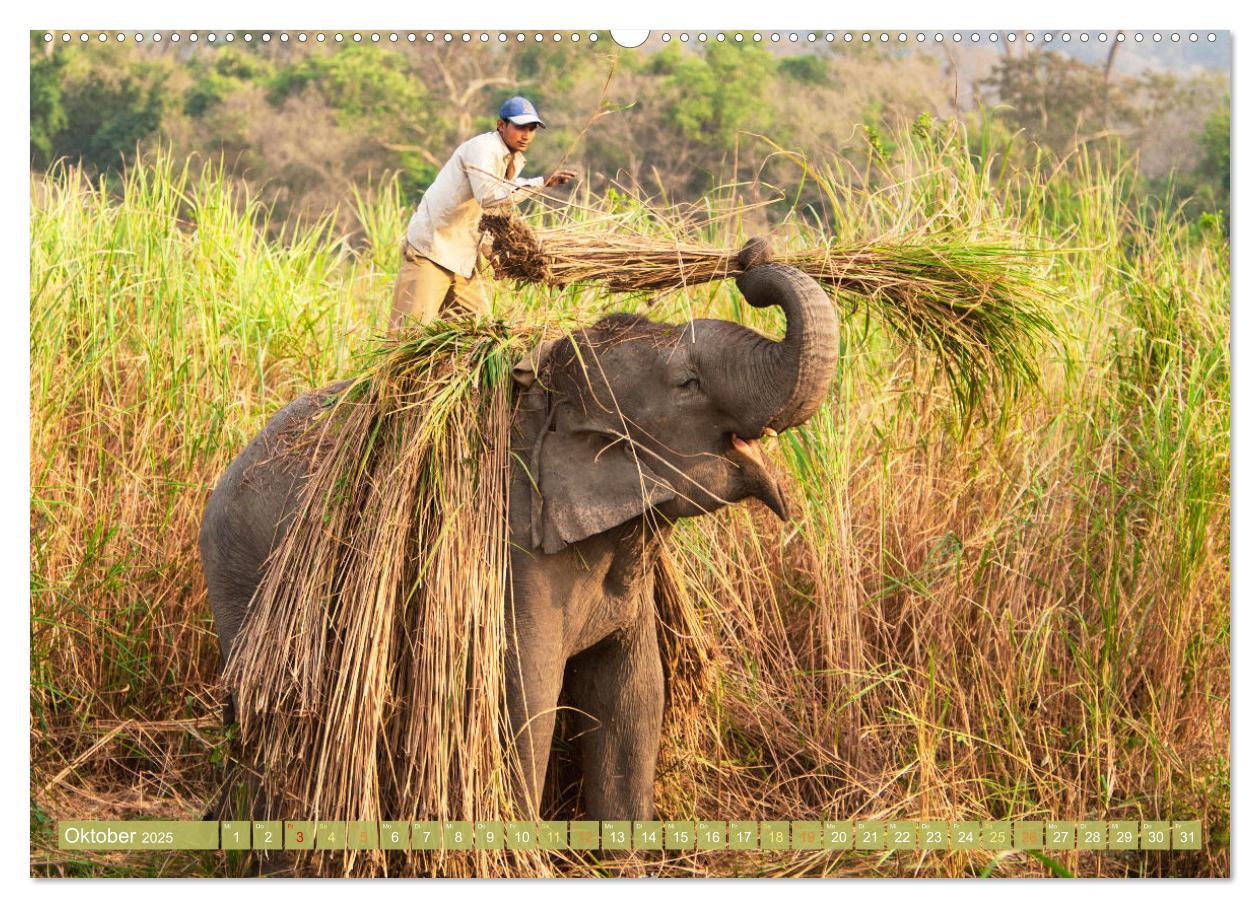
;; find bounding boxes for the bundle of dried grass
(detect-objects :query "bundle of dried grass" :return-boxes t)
[222,323,548,877]
[481,211,1057,417]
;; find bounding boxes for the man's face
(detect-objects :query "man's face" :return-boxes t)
[498,119,539,153]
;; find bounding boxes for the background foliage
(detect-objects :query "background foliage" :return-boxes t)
[30,33,1230,233]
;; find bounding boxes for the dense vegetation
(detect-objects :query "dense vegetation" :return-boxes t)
[30,34,1230,235]
[31,109,1229,874]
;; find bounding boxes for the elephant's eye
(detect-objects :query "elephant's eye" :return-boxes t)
[677,376,701,392]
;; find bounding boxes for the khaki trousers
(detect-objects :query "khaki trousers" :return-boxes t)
[390,243,490,329]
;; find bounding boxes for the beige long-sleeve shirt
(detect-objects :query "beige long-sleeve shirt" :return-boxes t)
[404,130,545,278]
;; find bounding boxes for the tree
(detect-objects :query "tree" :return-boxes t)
[52,47,171,172]
[29,36,67,167]
[1194,99,1229,210]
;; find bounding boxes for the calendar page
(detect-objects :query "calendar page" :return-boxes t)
[28,21,1231,880]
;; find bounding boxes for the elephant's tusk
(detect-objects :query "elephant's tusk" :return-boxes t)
[762,427,778,438]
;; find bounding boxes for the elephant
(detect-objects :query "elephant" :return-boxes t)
[199,240,839,820]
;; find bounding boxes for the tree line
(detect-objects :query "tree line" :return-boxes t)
[30,34,1229,235]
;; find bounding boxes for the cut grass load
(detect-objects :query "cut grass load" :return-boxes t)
[222,324,533,876]
[481,210,1057,418]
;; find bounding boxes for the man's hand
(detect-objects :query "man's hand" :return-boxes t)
[544,169,578,188]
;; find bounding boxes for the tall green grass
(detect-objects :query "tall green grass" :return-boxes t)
[30,127,1229,877]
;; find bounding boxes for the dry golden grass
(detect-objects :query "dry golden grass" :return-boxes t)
[30,139,1230,877]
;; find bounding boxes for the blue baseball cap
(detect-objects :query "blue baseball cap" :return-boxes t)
[499,96,546,128]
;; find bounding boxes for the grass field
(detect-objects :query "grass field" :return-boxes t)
[29,126,1230,877]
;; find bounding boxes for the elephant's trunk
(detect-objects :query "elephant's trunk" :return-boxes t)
[693,249,839,437]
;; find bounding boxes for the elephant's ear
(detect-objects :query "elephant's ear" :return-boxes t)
[533,408,675,555]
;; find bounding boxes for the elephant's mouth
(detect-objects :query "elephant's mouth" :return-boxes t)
[730,433,788,520]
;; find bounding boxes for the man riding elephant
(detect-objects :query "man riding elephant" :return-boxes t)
[391,95,578,328]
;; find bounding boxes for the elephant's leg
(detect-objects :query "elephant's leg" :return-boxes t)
[504,612,565,817]
[565,618,664,820]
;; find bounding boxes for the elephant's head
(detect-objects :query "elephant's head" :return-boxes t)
[512,243,839,554]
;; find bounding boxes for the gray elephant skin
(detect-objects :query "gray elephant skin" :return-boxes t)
[200,249,839,820]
